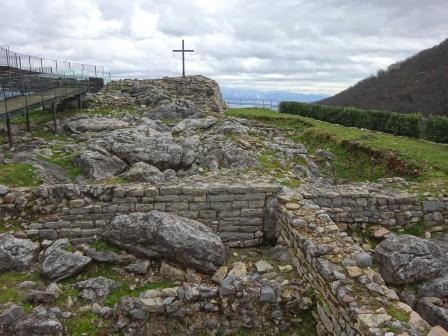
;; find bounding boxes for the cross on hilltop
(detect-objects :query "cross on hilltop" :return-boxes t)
[172,39,194,77]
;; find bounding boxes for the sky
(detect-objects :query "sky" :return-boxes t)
[0,0,447,95]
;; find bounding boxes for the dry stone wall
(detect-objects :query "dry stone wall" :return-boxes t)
[301,184,448,231]
[0,182,280,247]
[277,194,432,336]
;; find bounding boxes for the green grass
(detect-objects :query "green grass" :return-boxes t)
[38,150,81,179]
[0,163,40,187]
[0,272,39,312]
[64,311,110,336]
[386,304,410,322]
[400,221,426,237]
[226,108,448,194]
[0,218,21,233]
[89,240,122,253]
[104,281,175,307]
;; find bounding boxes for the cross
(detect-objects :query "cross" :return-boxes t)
[172,39,194,77]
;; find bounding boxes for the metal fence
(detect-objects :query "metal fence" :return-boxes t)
[0,46,109,79]
[224,97,280,111]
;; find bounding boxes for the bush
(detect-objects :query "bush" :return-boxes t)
[279,102,448,143]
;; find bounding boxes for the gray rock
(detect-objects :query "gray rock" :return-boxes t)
[15,314,63,335]
[124,162,176,184]
[65,117,129,133]
[260,286,276,303]
[214,119,249,135]
[356,252,373,267]
[75,145,127,180]
[419,274,448,298]
[0,185,9,196]
[173,117,217,133]
[0,234,39,272]
[417,297,448,330]
[75,276,118,302]
[145,98,199,120]
[374,234,444,285]
[76,244,133,264]
[133,86,170,107]
[102,211,226,274]
[106,129,185,170]
[125,260,150,275]
[0,303,24,326]
[26,290,58,304]
[40,239,91,281]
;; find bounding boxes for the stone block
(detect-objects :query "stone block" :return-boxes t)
[159,186,182,195]
[144,187,159,196]
[199,210,217,219]
[69,199,85,208]
[182,186,208,195]
[241,208,264,217]
[210,202,232,210]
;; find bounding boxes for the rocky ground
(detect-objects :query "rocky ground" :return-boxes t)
[1,76,448,335]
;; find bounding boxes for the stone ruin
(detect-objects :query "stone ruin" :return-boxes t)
[0,75,448,336]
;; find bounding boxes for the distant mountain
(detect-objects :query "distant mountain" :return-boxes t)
[221,87,328,103]
[320,39,448,116]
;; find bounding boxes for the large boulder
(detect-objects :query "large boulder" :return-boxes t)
[0,234,39,272]
[75,145,127,180]
[65,117,129,133]
[145,99,199,120]
[123,162,176,184]
[417,297,448,330]
[374,234,444,285]
[40,239,91,281]
[102,211,226,274]
[106,129,185,170]
[75,276,118,302]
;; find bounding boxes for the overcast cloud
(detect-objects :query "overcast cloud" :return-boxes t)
[0,0,447,94]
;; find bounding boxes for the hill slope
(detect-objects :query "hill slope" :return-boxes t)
[320,39,448,116]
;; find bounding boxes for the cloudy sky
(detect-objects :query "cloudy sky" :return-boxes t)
[1,0,447,94]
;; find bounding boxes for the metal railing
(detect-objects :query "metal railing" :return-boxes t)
[224,97,280,111]
[0,46,109,79]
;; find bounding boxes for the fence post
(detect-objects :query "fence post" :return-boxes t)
[2,82,13,148]
[22,74,31,132]
[52,101,58,134]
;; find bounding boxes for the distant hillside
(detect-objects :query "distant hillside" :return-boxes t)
[320,39,448,116]
[222,87,328,103]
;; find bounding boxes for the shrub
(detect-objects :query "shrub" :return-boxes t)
[279,102,448,143]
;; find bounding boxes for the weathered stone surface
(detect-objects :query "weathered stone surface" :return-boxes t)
[417,297,448,330]
[419,274,448,298]
[375,234,444,284]
[159,261,186,281]
[15,309,63,335]
[40,239,91,281]
[65,117,129,133]
[102,211,226,274]
[255,260,274,274]
[75,145,127,180]
[145,99,199,120]
[125,259,150,275]
[124,162,176,184]
[0,303,24,326]
[75,276,118,302]
[0,234,39,272]
[173,117,217,133]
[228,262,247,278]
[0,184,9,196]
[211,266,228,284]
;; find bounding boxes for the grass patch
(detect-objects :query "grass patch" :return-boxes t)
[0,218,21,233]
[104,281,175,307]
[0,272,39,310]
[38,151,81,179]
[386,304,410,322]
[0,163,40,187]
[400,221,426,237]
[226,108,448,195]
[64,311,110,336]
[89,240,122,254]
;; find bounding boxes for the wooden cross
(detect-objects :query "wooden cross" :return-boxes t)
[172,39,194,77]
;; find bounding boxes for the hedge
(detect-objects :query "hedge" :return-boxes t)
[279,101,448,144]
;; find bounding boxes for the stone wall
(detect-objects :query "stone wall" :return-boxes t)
[277,194,431,336]
[0,182,280,246]
[301,184,448,231]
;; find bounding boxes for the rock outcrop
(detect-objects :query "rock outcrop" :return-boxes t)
[0,234,39,272]
[375,234,445,285]
[102,210,226,274]
[40,239,91,281]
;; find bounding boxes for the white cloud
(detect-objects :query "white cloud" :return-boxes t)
[0,0,447,94]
